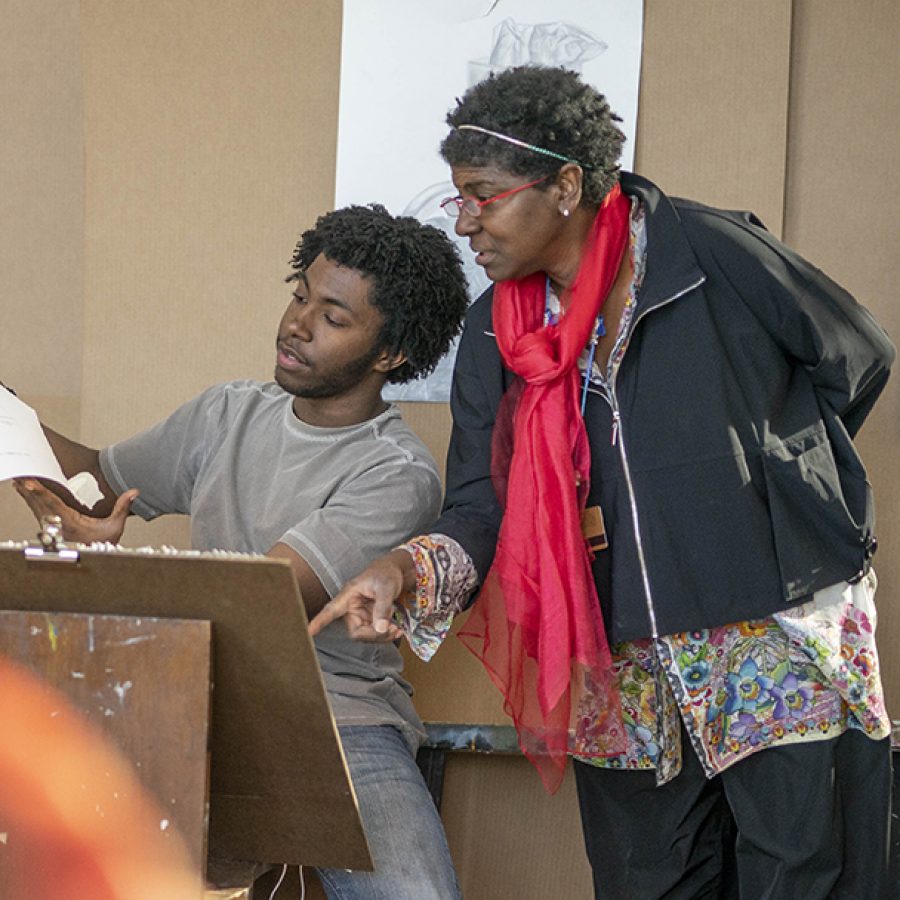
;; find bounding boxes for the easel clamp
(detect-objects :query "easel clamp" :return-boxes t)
[23,515,80,564]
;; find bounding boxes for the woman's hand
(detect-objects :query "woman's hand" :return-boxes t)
[13,478,138,545]
[308,548,415,641]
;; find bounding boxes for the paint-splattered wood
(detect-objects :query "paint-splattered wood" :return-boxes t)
[0,609,211,869]
[0,546,371,872]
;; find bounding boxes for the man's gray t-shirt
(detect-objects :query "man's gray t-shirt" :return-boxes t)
[99,380,442,749]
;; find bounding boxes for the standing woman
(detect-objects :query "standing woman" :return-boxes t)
[313,66,895,899]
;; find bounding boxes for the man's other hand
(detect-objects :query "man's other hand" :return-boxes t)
[14,478,138,545]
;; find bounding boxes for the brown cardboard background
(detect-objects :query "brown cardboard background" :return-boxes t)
[0,0,84,539]
[634,0,792,236]
[783,0,900,708]
[2,1,898,896]
[76,0,342,548]
[0,0,84,398]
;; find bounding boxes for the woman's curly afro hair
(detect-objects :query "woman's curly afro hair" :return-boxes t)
[441,66,625,207]
[288,204,469,384]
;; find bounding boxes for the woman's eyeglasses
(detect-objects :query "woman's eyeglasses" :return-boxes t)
[440,175,549,218]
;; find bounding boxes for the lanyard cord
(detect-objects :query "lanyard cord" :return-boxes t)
[580,315,606,415]
[543,277,606,417]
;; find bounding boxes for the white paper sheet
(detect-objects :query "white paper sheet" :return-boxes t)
[337,0,645,401]
[0,389,102,508]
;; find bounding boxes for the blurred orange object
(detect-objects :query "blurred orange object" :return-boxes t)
[0,655,202,899]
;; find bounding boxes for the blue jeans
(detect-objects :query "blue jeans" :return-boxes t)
[315,725,461,900]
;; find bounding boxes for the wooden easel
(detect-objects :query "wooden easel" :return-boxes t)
[0,532,371,894]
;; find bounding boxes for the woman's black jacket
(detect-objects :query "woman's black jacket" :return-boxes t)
[430,172,894,644]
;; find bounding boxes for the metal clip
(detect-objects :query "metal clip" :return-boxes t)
[23,515,80,564]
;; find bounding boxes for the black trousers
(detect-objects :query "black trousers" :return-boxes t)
[573,729,892,900]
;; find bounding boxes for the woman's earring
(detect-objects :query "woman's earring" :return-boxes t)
[561,208,570,218]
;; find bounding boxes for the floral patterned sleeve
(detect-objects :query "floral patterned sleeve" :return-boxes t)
[391,534,479,662]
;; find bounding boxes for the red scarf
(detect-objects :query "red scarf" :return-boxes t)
[458,185,629,793]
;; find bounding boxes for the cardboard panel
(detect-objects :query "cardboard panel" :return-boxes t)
[784,0,900,715]
[635,0,792,235]
[402,610,509,726]
[396,401,453,483]
[441,755,591,900]
[0,0,84,398]
[79,0,343,446]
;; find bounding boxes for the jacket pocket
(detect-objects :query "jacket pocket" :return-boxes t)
[761,423,871,601]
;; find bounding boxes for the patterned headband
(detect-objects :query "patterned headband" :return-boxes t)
[454,124,588,168]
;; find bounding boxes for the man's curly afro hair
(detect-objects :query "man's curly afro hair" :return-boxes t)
[441,66,625,207]
[288,204,469,384]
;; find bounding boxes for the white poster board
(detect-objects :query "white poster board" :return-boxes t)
[337,0,644,401]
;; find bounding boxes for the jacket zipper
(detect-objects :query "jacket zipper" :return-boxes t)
[604,277,705,638]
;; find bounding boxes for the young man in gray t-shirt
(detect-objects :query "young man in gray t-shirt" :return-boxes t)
[14,205,469,900]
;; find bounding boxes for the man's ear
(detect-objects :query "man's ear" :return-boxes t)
[374,348,407,375]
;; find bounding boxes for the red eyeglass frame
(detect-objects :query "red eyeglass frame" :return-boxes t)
[440,175,550,218]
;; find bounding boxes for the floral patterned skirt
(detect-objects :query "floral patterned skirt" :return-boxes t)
[577,571,890,784]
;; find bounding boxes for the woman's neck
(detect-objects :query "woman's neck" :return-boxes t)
[544,206,598,295]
